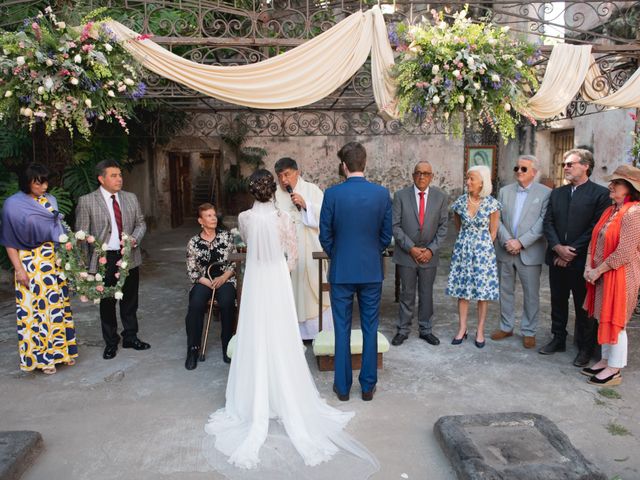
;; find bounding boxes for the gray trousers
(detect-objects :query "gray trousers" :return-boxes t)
[498,255,542,336]
[396,264,437,336]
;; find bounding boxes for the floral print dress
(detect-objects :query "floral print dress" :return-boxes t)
[186,229,237,287]
[446,194,501,301]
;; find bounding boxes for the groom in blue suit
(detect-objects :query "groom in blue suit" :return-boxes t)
[319,142,392,401]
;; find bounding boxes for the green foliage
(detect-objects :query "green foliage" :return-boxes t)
[62,158,100,202]
[606,421,631,436]
[222,122,267,193]
[598,387,622,400]
[49,185,74,216]
[392,6,540,141]
[0,119,32,169]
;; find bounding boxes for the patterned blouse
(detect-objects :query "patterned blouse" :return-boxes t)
[186,229,237,287]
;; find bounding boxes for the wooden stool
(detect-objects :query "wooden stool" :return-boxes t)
[311,251,390,371]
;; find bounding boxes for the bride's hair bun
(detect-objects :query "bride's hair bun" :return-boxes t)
[249,169,277,202]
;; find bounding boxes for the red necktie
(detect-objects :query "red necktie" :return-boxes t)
[418,191,425,229]
[111,194,123,239]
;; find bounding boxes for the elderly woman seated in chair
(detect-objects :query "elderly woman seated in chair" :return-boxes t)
[184,203,237,369]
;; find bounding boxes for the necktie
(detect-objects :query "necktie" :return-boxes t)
[111,194,123,239]
[418,191,426,229]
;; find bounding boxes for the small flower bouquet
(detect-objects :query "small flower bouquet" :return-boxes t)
[56,226,133,302]
[229,227,246,252]
[0,7,145,138]
[392,7,540,140]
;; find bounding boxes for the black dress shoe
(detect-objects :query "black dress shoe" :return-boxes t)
[573,350,592,367]
[185,346,198,370]
[122,338,151,350]
[103,345,117,360]
[391,333,408,346]
[419,333,440,345]
[223,352,231,364]
[333,384,349,401]
[538,338,566,355]
[362,386,377,401]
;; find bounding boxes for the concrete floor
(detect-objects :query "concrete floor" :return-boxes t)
[0,221,638,480]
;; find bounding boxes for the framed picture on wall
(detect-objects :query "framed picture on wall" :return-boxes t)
[464,145,497,181]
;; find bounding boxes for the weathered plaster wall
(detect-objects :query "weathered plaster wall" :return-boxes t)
[535,108,635,186]
[243,135,465,197]
[127,108,635,231]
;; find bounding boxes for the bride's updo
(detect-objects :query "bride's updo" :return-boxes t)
[249,169,277,202]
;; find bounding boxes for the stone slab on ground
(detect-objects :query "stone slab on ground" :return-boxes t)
[0,431,43,480]
[434,412,606,480]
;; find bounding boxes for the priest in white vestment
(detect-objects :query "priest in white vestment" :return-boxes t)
[274,157,332,339]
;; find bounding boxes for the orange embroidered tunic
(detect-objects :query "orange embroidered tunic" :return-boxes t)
[585,204,640,344]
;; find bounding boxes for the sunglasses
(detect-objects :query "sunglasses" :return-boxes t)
[513,166,528,173]
[413,171,433,177]
[563,161,581,168]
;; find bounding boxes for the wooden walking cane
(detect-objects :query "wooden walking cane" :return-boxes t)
[199,263,220,362]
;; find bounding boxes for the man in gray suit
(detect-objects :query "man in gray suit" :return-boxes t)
[391,161,449,346]
[76,160,150,360]
[491,155,551,348]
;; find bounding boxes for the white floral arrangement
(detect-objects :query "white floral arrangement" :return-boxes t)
[0,7,146,138]
[391,7,540,140]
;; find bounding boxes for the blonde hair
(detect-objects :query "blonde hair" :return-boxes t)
[467,165,492,197]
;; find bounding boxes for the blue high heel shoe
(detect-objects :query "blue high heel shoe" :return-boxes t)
[475,334,486,349]
[451,331,468,345]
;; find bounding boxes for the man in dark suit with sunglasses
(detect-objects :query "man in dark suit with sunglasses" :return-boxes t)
[540,148,609,367]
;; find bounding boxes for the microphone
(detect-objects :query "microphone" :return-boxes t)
[285,185,301,211]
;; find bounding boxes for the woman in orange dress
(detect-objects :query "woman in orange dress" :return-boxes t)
[582,165,640,386]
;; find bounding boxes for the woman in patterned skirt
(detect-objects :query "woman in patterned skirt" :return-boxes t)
[0,163,78,374]
[446,165,501,348]
[583,165,640,386]
[184,203,237,369]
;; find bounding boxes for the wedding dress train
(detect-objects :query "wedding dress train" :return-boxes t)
[204,201,378,475]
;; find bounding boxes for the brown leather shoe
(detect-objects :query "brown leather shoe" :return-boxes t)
[490,329,513,341]
[361,386,376,401]
[523,336,536,349]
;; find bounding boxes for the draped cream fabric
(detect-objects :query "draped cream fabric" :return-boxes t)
[582,60,640,108]
[106,6,396,113]
[107,9,640,120]
[525,44,640,118]
[524,44,593,119]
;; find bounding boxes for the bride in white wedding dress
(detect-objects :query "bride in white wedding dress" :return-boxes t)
[204,170,378,477]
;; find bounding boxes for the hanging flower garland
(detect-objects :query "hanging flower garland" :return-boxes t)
[0,7,146,138]
[392,7,541,140]
[629,111,640,167]
[56,223,133,303]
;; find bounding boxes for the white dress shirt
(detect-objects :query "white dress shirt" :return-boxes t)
[100,186,122,250]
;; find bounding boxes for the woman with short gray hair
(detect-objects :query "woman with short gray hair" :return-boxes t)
[446,165,501,348]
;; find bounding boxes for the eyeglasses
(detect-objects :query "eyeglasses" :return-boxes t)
[413,172,433,177]
[563,161,581,168]
[513,166,528,173]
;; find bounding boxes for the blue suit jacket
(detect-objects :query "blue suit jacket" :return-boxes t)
[319,177,392,284]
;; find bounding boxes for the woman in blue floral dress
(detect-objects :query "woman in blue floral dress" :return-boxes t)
[446,165,501,348]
